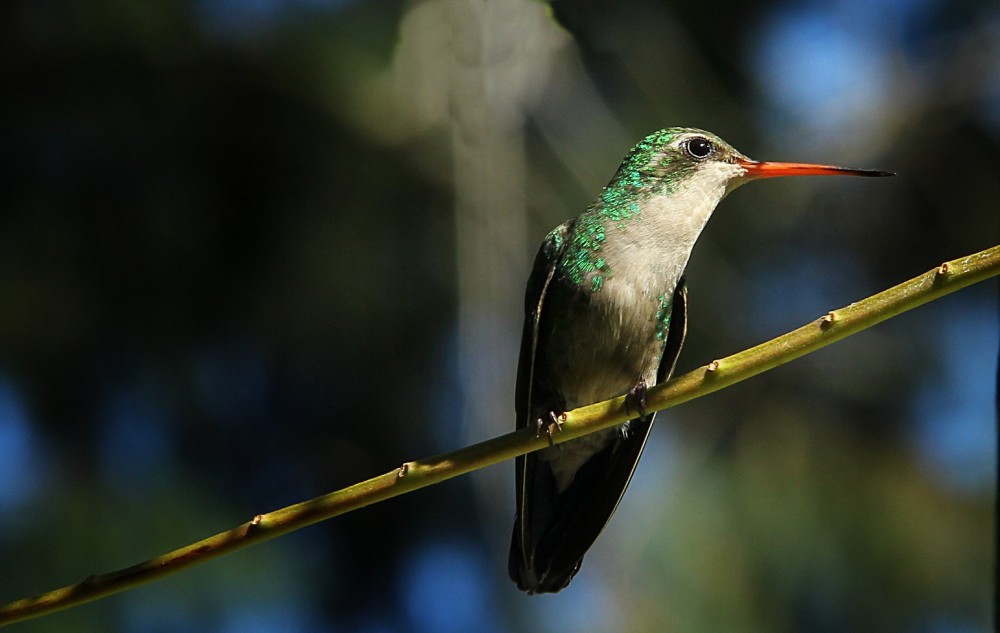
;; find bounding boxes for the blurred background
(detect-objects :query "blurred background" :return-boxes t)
[1,0,998,631]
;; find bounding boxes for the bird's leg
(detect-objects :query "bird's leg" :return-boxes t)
[535,411,564,446]
[624,379,649,421]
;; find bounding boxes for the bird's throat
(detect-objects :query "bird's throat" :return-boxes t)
[565,159,745,298]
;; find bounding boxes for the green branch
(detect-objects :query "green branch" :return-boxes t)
[1,244,998,627]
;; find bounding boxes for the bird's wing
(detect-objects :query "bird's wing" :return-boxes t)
[658,277,688,384]
[509,220,572,589]
[512,220,574,434]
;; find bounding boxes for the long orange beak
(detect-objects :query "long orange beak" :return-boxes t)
[737,158,894,179]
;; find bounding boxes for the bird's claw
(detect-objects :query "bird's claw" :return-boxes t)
[535,411,564,446]
[625,379,649,421]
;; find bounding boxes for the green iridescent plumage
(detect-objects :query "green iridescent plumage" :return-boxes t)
[655,294,672,341]
[559,128,696,291]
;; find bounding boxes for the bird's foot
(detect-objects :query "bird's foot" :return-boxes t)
[624,379,649,421]
[535,411,564,446]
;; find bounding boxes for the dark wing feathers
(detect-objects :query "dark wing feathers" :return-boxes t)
[659,279,688,384]
[510,221,572,589]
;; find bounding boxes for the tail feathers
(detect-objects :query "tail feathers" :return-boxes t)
[508,515,582,594]
[508,424,651,594]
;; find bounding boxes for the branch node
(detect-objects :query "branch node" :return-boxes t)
[397,463,410,478]
[706,360,721,373]
[936,262,951,278]
[820,311,836,328]
[244,514,264,536]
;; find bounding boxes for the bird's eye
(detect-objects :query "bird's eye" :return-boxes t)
[685,137,714,160]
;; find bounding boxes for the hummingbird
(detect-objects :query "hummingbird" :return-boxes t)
[509,127,892,594]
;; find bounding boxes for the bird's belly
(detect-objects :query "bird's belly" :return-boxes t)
[535,296,665,491]
[548,304,663,409]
